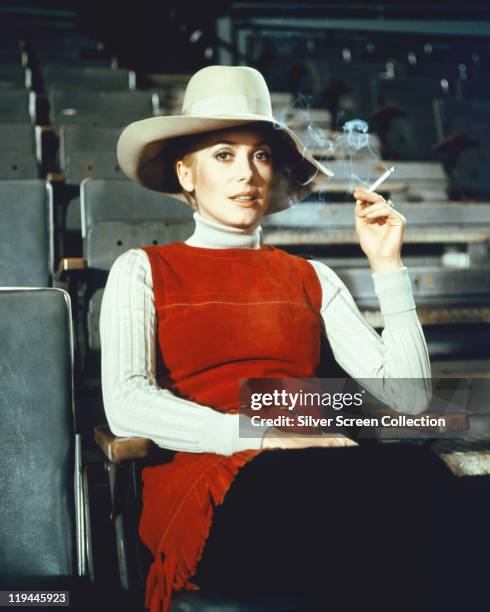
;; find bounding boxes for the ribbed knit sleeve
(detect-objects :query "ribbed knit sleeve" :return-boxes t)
[100,248,266,456]
[307,260,432,415]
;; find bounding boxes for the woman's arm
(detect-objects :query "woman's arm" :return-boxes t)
[99,248,267,456]
[307,260,432,414]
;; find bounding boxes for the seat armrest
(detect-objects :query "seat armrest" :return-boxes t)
[56,257,87,282]
[94,424,154,463]
[46,172,65,183]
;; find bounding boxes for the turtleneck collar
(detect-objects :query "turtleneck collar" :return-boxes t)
[184,211,262,250]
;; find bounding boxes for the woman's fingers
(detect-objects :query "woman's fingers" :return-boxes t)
[353,188,381,205]
[356,200,392,225]
[357,201,391,217]
[363,206,392,223]
[355,197,405,224]
[367,207,406,223]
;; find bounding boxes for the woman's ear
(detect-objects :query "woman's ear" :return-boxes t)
[176,159,195,193]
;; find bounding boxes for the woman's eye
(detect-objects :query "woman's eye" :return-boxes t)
[215,150,271,161]
[255,150,272,161]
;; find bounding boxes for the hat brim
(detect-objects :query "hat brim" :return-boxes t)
[117,113,334,215]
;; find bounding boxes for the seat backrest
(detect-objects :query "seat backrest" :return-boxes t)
[456,80,490,102]
[0,124,38,179]
[0,64,28,88]
[81,179,194,269]
[0,89,31,122]
[43,66,134,91]
[0,288,77,580]
[61,118,191,185]
[0,49,23,64]
[60,125,123,184]
[433,99,490,199]
[0,123,35,156]
[370,75,451,160]
[372,74,452,108]
[80,179,194,355]
[51,90,156,126]
[0,180,53,286]
[293,57,388,114]
[323,58,388,80]
[433,99,490,142]
[36,47,106,63]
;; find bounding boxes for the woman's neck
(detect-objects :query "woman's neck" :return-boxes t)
[184,211,262,249]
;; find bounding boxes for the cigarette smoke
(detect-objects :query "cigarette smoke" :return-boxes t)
[340,118,381,192]
[273,95,386,204]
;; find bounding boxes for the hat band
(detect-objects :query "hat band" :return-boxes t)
[183,94,272,118]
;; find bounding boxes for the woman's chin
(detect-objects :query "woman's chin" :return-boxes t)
[198,199,269,228]
[220,203,265,227]
[229,208,263,227]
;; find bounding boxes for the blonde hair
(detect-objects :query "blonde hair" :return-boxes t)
[172,132,211,211]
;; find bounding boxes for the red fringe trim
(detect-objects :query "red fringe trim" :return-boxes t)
[140,449,263,612]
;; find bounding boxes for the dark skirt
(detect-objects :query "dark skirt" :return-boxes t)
[193,443,475,611]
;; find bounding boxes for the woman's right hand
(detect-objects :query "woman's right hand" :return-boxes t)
[261,427,358,450]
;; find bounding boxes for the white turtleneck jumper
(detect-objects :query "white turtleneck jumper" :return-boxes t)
[100,211,431,456]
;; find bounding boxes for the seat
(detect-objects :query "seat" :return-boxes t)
[433,99,490,200]
[42,66,136,92]
[0,47,24,64]
[0,123,39,179]
[456,79,490,102]
[60,125,126,186]
[0,180,53,286]
[0,288,93,609]
[0,63,30,88]
[0,88,33,123]
[53,92,160,245]
[293,58,390,124]
[92,353,471,610]
[320,59,391,123]
[50,90,158,127]
[65,180,345,608]
[28,31,100,54]
[370,74,453,160]
[404,57,470,80]
[60,178,194,376]
[35,48,114,66]
[93,426,335,611]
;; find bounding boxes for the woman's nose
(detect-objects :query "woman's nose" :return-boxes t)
[236,156,255,181]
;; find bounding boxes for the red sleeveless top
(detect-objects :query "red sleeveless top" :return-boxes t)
[138,242,323,611]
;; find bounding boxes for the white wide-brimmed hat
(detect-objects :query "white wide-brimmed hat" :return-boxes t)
[117,65,334,215]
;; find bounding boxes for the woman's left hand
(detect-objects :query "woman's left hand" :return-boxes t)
[353,187,406,272]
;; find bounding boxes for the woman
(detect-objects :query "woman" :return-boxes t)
[100,66,460,612]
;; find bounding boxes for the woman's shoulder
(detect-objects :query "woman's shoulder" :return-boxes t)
[305,259,346,289]
[108,249,153,288]
[111,248,151,269]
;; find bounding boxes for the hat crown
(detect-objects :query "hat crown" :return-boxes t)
[182,65,273,118]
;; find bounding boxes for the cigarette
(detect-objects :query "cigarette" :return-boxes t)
[356,166,396,205]
[367,166,395,193]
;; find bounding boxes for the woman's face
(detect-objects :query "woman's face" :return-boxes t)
[176,126,274,228]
